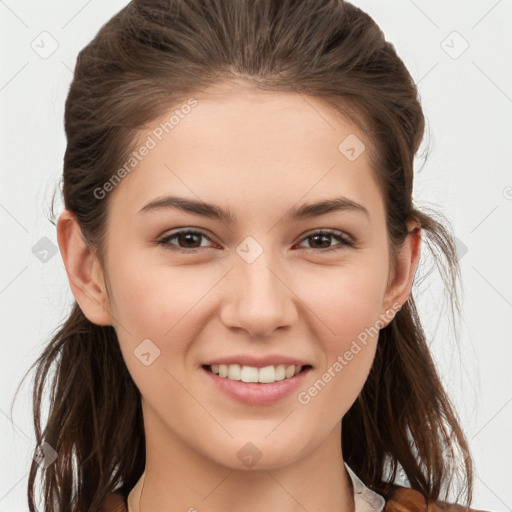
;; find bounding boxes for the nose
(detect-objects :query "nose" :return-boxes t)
[220,248,298,338]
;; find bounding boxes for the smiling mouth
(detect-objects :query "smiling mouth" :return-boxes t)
[202,364,313,384]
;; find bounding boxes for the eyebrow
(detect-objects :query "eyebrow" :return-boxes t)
[137,195,370,222]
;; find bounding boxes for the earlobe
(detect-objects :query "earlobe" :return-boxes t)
[56,209,113,326]
[381,220,422,325]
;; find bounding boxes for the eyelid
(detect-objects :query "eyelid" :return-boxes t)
[156,228,217,249]
[294,228,355,252]
[298,228,354,244]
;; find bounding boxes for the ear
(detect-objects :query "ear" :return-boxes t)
[56,209,113,326]
[380,218,422,326]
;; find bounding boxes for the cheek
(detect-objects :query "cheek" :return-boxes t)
[109,267,206,407]
[298,290,380,421]
[297,260,386,347]
[107,248,207,335]
[291,264,384,412]
[106,254,218,379]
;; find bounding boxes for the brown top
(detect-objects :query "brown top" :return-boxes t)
[100,486,488,512]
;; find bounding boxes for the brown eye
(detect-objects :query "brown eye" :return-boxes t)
[297,230,355,252]
[157,230,215,251]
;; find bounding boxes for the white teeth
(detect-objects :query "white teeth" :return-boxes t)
[227,364,241,380]
[208,363,305,383]
[275,364,286,381]
[258,365,275,383]
[241,365,259,382]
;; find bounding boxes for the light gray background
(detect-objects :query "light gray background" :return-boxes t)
[1,1,511,510]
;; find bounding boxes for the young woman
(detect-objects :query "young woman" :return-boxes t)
[18,0,488,511]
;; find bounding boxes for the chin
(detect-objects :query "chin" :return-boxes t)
[207,438,305,471]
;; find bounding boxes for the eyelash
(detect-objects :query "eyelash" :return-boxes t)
[156,228,356,254]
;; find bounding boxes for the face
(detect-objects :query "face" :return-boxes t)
[61,81,416,472]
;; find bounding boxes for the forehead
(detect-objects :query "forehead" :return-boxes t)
[109,82,384,222]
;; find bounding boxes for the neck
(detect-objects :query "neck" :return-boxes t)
[127,409,355,512]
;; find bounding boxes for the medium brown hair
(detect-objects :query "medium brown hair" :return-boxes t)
[14,0,473,510]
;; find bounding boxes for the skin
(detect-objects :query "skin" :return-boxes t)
[57,81,421,512]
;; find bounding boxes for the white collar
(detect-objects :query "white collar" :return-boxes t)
[344,462,386,512]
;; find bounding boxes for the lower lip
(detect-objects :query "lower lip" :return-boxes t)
[201,366,312,405]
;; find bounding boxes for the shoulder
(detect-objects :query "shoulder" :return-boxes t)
[100,492,127,512]
[385,485,489,512]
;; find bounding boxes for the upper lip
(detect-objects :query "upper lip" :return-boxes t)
[202,354,313,369]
